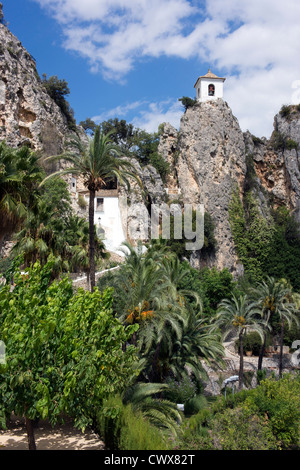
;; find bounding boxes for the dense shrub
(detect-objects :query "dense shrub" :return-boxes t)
[235,331,271,356]
[96,395,169,450]
[178,374,300,450]
[164,376,198,404]
[211,407,277,450]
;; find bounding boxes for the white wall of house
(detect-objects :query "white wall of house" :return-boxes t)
[195,78,224,102]
[93,196,126,255]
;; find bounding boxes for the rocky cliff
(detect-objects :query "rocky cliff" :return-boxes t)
[158,99,300,273]
[0,6,71,158]
[1,3,299,274]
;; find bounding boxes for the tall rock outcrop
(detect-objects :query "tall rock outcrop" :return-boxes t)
[158,99,300,273]
[245,106,300,223]
[172,99,246,271]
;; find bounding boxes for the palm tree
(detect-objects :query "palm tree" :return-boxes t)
[214,294,264,389]
[250,277,299,377]
[40,127,141,291]
[0,142,43,248]
[66,215,108,286]
[122,382,181,436]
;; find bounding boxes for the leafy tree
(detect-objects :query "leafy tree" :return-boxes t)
[0,258,139,449]
[40,127,140,291]
[12,177,107,278]
[176,261,235,316]
[229,187,274,282]
[0,142,43,248]
[79,117,97,135]
[42,74,76,131]
[100,118,138,151]
[178,96,197,111]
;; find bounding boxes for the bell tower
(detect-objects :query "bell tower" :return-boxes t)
[194,68,226,102]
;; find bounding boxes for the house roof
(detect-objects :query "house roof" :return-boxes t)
[194,68,226,87]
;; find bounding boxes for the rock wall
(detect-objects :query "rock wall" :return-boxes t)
[0,15,70,157]
[158,100,300,273]
[171,99,247,272]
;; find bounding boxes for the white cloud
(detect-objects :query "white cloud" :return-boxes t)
[92,99,183,134]
[33,0,300,137]
[132,99,183,133]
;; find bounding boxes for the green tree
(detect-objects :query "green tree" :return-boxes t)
[229,187,274,282]
[178,96,197,111]
[42,74,76,130]
[0,258,139,450]
[40,127,140,291]
[0,142,43,248]
[214,294,264,389]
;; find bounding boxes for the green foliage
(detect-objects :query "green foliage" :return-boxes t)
[97,395,169,450]
[262,207,300,290]
[210,407,277,450]
[270,130,298,151]
[178,96,197,111]
[0,258,139,434]
[42,74,76,131]
[279,104,292,119]
[177,261,235,315]
[229,187,275,283]
[235,331,271,355]
[184,394,208,417]
[229,192,300,289]
[0,142,44,241]
[242,374,300,449]
[96,118,170,181]
[79,117,97,135]
[178,374,300,450]
[164,375,198,404]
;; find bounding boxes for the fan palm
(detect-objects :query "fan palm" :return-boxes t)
[214,294,264,389]
[40,127,141,291]
[0,142,43,247]
[122,382,182,436]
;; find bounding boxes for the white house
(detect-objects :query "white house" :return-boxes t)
[194,68,226,102]
[79,188,127,256]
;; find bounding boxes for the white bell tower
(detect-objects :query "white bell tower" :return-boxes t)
[194,68,226,102]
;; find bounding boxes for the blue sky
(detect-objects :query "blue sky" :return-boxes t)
[3,0,300,138]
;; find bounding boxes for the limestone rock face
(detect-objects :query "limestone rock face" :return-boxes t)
[0,19,70,156]
[176,99,247,271]
[244,107,300,222]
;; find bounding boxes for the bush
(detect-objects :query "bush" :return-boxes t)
[235,331,271,356]
[184,394,208,416]
[97,395,169,450]
[164,376,197,404]
[177,374,300,450]
[211,407,277,450]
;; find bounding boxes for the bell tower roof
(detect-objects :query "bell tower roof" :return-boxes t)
[194,68,226,88]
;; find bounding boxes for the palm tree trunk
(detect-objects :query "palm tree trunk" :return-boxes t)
[258,332,267,371]
[279,318,285,378]
[239,332,244,390]
[89,189,96,292]
[25,417,36,450]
